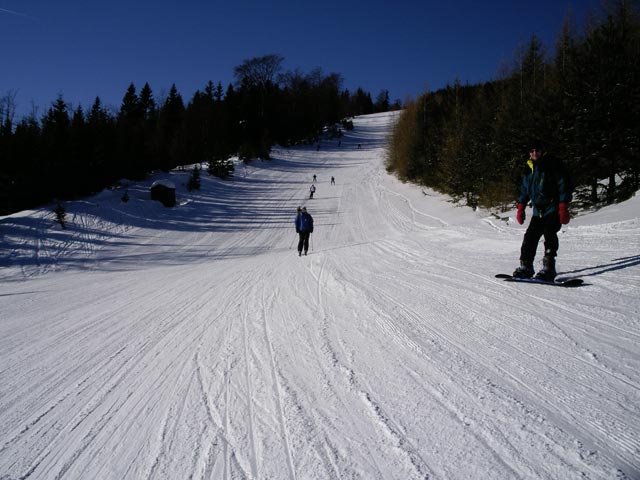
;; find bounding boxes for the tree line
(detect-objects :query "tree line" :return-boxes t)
[387,1,640,210]
[0,54,399,215]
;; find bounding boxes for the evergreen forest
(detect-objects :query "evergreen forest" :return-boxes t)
[386,1,640,210]
[0,54,398,215]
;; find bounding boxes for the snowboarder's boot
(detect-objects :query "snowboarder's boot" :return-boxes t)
[512,261,534,279]
[534,256,556,281]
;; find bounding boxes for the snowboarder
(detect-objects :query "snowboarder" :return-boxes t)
[309,184,316,199]
[294,206,314,256]
[512,140,572,281]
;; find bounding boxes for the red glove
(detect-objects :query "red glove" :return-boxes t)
[516,203,525,225]
[558,202,570,224]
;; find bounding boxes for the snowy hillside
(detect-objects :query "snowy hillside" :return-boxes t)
[1,112,639,479]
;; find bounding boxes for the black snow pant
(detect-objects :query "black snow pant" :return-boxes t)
[520,213,561,264]
[298,231,311,254]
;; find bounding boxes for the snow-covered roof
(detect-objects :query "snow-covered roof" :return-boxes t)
[151,179,175,189]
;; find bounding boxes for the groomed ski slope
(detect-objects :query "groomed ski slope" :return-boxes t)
[1,112,639,479]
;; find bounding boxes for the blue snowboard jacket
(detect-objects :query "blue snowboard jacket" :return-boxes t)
[518,154,572,218]
[294,212,314,233]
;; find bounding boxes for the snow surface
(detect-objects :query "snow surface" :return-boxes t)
[1,112,639,480]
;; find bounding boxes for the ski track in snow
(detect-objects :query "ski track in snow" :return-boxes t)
[1,112,639,479]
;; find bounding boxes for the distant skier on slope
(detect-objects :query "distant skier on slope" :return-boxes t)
[294,206,314,256]
[512,139,573,281]
[309,184,316,199]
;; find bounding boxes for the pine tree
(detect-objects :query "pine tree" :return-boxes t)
[139,83,156,121]
[119,83,142,121]
[40,96,72,199]
[157,84,185,171]
[564,2,640,203]
[87,97,116,188]
[374,89,390,112]
[68,105,90,195]
[352,88,374,115]
[138,83,158,172]
[187,165,201,191]
[208,157,234,179]
[53,203,66,229]
[214,82,224,103]
[117,83,146,180]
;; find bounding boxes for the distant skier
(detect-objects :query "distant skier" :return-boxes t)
[313,174,317,183]
[309,184,316,199]
[331,176,335,185]
[294,206,314,256]
[512,139,573,281]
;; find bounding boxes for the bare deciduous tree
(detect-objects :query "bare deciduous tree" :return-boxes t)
[234,54,284,88]
[0,89,18,127]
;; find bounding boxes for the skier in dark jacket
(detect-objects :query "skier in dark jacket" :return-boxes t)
[294,206,314,256]
[512,140,572,281]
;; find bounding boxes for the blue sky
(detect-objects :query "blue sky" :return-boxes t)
[2,0,597,119]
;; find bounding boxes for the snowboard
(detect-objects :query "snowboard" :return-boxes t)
[495,273,584,287]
